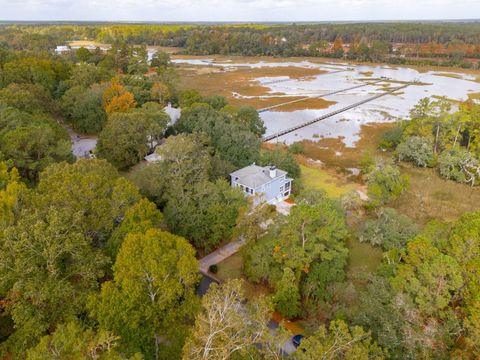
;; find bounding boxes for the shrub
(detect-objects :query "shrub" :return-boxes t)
[289,141,305,154]
[396,136,436,167]
[379,124,404,150]
[209,264,218,274]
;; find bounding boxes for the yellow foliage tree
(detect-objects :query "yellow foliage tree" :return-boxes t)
[333,37,344,52]
[102,81,137,116]
[150,82,171,106]
[104,92,136,116]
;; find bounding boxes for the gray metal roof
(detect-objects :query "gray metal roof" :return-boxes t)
[230,164,287,189]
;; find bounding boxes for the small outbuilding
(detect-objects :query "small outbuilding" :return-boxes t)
[230,164,292,205]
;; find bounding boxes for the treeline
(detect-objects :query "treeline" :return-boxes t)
[3,22,480,59]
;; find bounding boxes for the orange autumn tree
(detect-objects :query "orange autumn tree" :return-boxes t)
[332,37,344,52]
[103,80,137,116]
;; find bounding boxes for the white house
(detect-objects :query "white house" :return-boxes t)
[230,164,292,205]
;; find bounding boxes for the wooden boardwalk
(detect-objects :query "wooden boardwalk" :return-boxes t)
[262,84,410,142]
[258,79,384,113]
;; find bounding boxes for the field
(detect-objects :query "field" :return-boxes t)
[393,165,480,224]
[299,164,357,198]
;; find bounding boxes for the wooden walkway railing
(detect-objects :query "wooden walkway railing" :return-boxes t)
[262,84,410,142]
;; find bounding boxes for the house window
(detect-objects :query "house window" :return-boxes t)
[280,186,284,192]
[285,181,291,190]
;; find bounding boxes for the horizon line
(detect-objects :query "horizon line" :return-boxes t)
[1,19,480,25]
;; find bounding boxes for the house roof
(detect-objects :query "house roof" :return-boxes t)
[230,164,287,189]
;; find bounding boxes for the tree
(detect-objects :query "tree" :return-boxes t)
[0,162,28,231]
[63,62,113,89]
[35,159,141,244]
[0,83,53,114]
[76,47,93,62]
[391,236,463,317]
[297,320,387,360]
[130,133,213,207]
[164,179,246,251]
[439,149,480,186]
[102,82,137,116]
[96,111,164,169]
[182,279,274,360]
[175,104,261,168]
[235,106,265,137]
[0,208,109,353]
[157,133,213,191]
[0,121,73,182]
[359,208,419,250]
[259,147,301,180]
[397,136,436,167]
[178,90,202,108]
[61,83,108,134]
[235,202,275,245]
[151,51,171,68]
[107,198,164,260]
[366,160,409,208]
[150,82,171,106]
[445,212,480,356]
[90,229,199,360]
[273,267,301,318]
[26,321,132,360]
[243,190,349,311]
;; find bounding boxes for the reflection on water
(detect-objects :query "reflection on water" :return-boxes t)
[173,58,480,146]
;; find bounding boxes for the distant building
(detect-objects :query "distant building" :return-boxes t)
[55,45,71,54]
[230,164,292,204]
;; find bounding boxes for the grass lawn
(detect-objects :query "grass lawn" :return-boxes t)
[346,237,383,289]
[216,253,244,281]
[300,164,356,198]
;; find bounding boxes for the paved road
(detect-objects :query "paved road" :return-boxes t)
[198,238,245,275]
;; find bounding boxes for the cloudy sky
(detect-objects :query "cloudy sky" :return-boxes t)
[1,0,479,22]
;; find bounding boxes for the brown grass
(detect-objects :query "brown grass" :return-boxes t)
[176,64,332,111]
[300,123,394,169]
[392,165,480,225]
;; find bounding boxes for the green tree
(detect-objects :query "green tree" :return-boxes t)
[107,198,164,260]
[359,208,419,250]
[164,179,246,251]
[151,51,171,68]
[297,320,387,360]
[439,149,480,186]
[259,147,301,180]
[0,122,73,182]
[26,321,133,360]
[273,267,301,318]
[35,159,141,243]
[366,161,409,208]
[175,103,260,168]
[391,236,463,317]
[61,83,108,134]
[96,111,164,169]
[90,229,199,360]
[397,136,436,167]
[0,208,109,353]
[76,47,93,62]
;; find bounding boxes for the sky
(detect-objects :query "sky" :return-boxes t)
[1,0,480,22]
